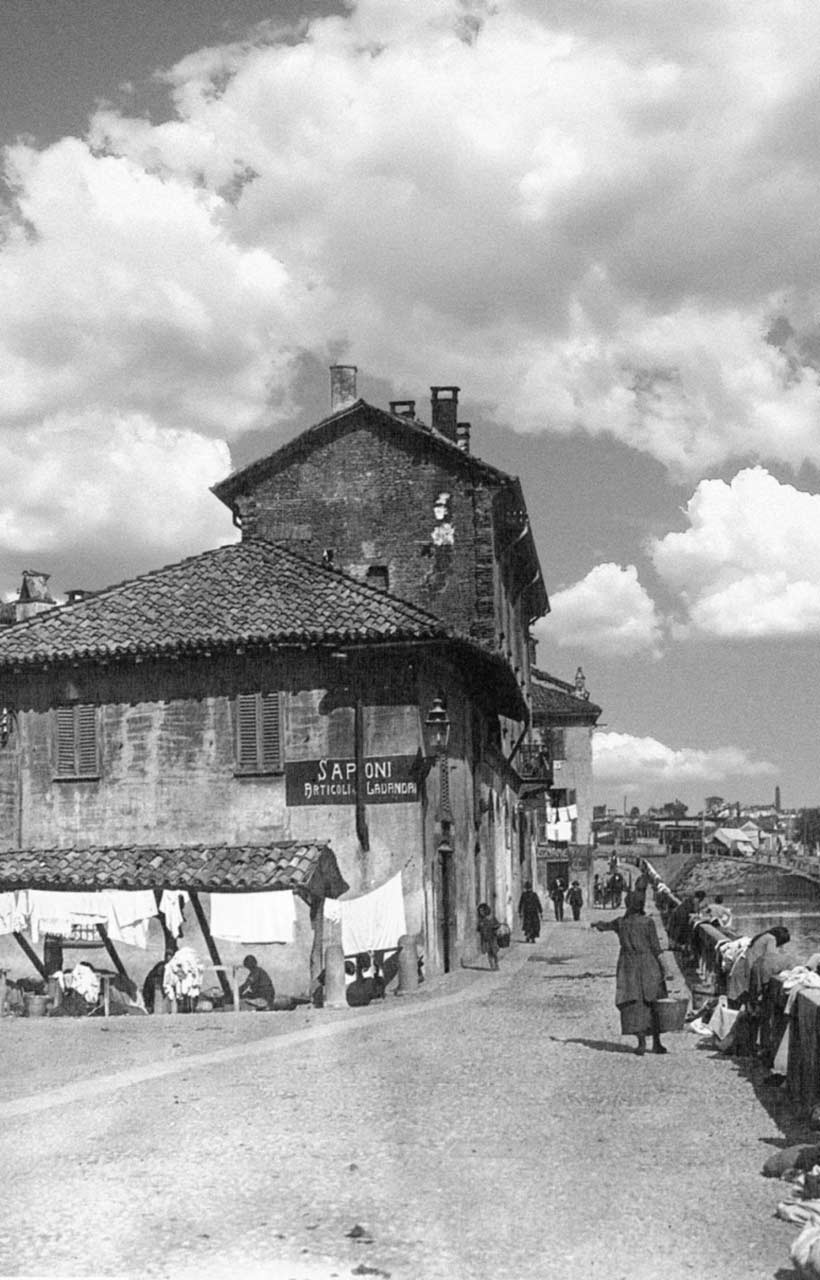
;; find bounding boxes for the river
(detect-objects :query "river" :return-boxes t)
[720,887,820,956]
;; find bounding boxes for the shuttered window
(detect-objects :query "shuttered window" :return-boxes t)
[55,705,99,778]
[236,693,284,774]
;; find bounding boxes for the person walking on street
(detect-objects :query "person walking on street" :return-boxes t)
[550,879,565,922]
[567,880,584,921]
[591,891,669,1056]
[518,881,543,942]
[477,902,501,970]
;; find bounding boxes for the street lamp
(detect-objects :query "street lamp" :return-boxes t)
[423,694,451,757]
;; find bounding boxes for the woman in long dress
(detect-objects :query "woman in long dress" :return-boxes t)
[518,881,543,942]
[592,891,669,1056]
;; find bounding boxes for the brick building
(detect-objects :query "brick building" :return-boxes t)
[528,667,601,891]
[0,370,549,991]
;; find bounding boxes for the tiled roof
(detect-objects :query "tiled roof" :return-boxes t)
[0,841,349,900]
[531,672,601,720]
[0,539,454,667]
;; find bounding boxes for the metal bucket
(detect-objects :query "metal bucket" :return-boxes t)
[655,996,689,1033]
[24,994,49,1019]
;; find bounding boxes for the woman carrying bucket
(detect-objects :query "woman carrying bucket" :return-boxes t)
[591,889,669,1057]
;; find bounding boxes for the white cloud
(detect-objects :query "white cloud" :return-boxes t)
[81,0,820,475]
[651,467,820,637]
[5,0,820,584]
[536,563,663,657]
[593,731,776,791]
[0,412,236,570]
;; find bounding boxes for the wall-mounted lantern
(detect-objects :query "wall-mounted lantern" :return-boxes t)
[423,693,451,757]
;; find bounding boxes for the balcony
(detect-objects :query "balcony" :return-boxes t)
[516,743,553,785]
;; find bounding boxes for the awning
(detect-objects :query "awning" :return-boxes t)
[0,841,349,904]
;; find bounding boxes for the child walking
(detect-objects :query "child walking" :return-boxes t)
[477,902,501,970]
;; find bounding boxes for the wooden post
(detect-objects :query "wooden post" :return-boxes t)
[94,924,129,980]
[188,890,233,1006]
[12,931,47,980]
[354,695,370,852]
[309,897,325,995]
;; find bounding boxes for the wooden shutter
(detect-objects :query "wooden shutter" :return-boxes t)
[76,706,98,776]
[236,692,284,772]
[56,707,76,776]
[55,705,97,777]
[236,694,260,770]
[260,693,282,771]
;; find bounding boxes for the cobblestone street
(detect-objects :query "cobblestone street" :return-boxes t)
[0,916,803,1280]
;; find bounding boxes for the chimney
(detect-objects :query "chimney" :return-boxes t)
[456,421,471,453]
[389,400,416,418]
[330,365,358,412]
[430,386,460,442]
[16,569,57,622]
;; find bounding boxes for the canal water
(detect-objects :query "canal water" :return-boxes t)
[721,887,820,956]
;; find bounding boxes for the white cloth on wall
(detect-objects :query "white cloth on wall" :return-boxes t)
[567,804,578,820]
[209,891,296,944]
[159,891,188,939]
[546,821,573,842]
[0,892,16,935]
[325,872,406,954]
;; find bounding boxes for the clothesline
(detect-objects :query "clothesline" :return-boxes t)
[2,887,300,949]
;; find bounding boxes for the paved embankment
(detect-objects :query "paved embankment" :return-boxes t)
[0,913,808,1280]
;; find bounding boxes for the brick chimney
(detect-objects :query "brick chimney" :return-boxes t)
[389,400,416,418]
[330,365,358,412]
[456,421,471,453]
[430,387,459,442]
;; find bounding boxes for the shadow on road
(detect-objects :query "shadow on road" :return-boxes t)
[548,1034,636,1055]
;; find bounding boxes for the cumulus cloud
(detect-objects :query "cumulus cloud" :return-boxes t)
[593,731,776,792]
[5,0,820,584]
[535,563,663,657]
[651,467,820,637]
[82,0,820,474]
[0,413,236,576]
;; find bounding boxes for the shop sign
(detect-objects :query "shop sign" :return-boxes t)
[286,755,420,806]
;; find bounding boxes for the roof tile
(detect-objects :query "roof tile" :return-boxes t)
[0,841,349,900]
[0,539,452,667]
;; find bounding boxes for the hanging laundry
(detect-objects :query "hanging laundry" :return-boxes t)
[28,891,109,943]
[12,889,30,933]
[0,892,15,935]
[324,872,406,954]
[209,891,296,944]
[567,804,578,820]
[158,890,188,939]
[103,891,157,950]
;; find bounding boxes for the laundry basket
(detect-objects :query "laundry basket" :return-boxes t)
[654,996,689,1033]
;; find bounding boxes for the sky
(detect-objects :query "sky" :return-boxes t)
[1,0,820,815]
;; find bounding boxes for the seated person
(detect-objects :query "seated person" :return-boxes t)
[239,954,275,1010]
[346,952,385,1007]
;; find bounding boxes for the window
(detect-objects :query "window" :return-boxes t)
[549,727,565,760]
[236,692,284,774]
[366,565,389,592]
[55,705,98,779]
